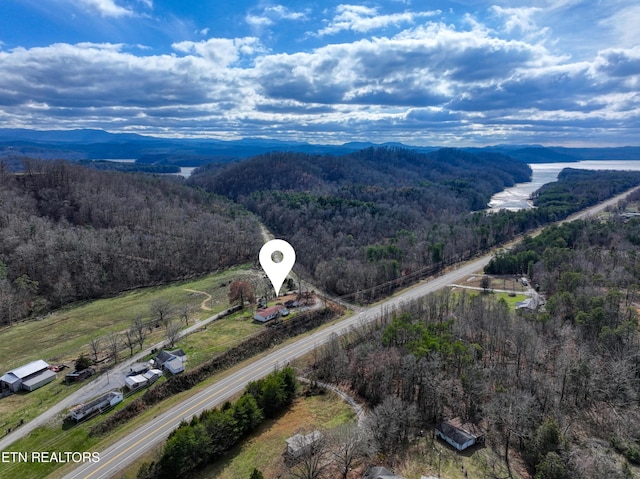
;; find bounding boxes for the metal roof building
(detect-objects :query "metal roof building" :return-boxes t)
[1,359,55,393]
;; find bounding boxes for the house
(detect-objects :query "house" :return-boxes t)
[254,305,281,323]
[435,418,485,451]
[285,430,323,458]
[70,390,123,421]
[1,359,56,393]
[363,466,407,479]
[155,349,186,375]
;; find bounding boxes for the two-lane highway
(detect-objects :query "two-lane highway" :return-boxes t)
[59,185,639,479]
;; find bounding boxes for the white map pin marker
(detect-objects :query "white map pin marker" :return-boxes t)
[259,239,296,297]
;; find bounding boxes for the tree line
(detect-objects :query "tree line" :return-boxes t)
[136,367,297,479]
[0,159,261,324]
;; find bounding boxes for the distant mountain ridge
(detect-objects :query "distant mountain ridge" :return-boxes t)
[0,128,639,165]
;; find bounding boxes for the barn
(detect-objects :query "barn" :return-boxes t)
[1,360,56,393]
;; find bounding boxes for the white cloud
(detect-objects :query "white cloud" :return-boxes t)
[76,0,134,17]
[1,5,639,145]
[246,5,306,27]
[599,5,640,48]
[316,4,440,36]
[491,6,545,36]
[172,37,263,67]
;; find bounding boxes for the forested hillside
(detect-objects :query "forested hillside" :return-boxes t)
[189,147,531,299]
[313,212,640,478]
[0,160,261,324]
[190,147,640,301]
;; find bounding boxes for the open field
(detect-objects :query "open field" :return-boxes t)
[195,391,356,479]
[1,302,341,478]
[0,265,258,373]
[0,265,263,436]
[172,310,262,369]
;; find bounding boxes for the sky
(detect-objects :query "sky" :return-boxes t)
[1,1,640,146]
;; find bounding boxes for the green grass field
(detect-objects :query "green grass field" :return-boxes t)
[0,265,263,438]
[194,391,356,479]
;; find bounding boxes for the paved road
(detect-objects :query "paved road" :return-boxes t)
[51,185,640,478]
[0,303,243,453]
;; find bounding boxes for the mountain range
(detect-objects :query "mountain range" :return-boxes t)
[1,128,640,167]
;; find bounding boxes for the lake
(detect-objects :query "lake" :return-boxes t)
[488,160,640,211]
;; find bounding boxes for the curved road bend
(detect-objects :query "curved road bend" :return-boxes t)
[56,185,638,479]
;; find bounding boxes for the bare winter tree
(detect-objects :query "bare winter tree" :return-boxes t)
[106,332,122,364]
[328,423,368,479]
[132,316,147,350]
[177,304,194,326]
[123,329,136,357]
[228,280,256,308]
[150,298,174,328]
[363,395,418,455]
[89,337,101,362]
[165,319,182,348]
[287,429,329,479]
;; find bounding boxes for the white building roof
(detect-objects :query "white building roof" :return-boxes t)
[143,369,162,380]
[125,375,147,388]
[165,357,184,373]
[8,360,50,379]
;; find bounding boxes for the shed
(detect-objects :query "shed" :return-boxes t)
[143,369,163,382]
[65,368,95,384]
[285,430,323,458]
[435,418,485,451]
[363,466,407,479]
[127,363,149,376]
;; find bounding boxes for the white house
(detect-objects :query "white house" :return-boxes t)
[70,390,123,421]
[435,418,485,451]
[125,375,148,391]
[254,305,281,323]
[155,349,186,375]
[125,369,162,391]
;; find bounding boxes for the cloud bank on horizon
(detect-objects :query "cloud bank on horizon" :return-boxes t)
[1,0,639,146]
